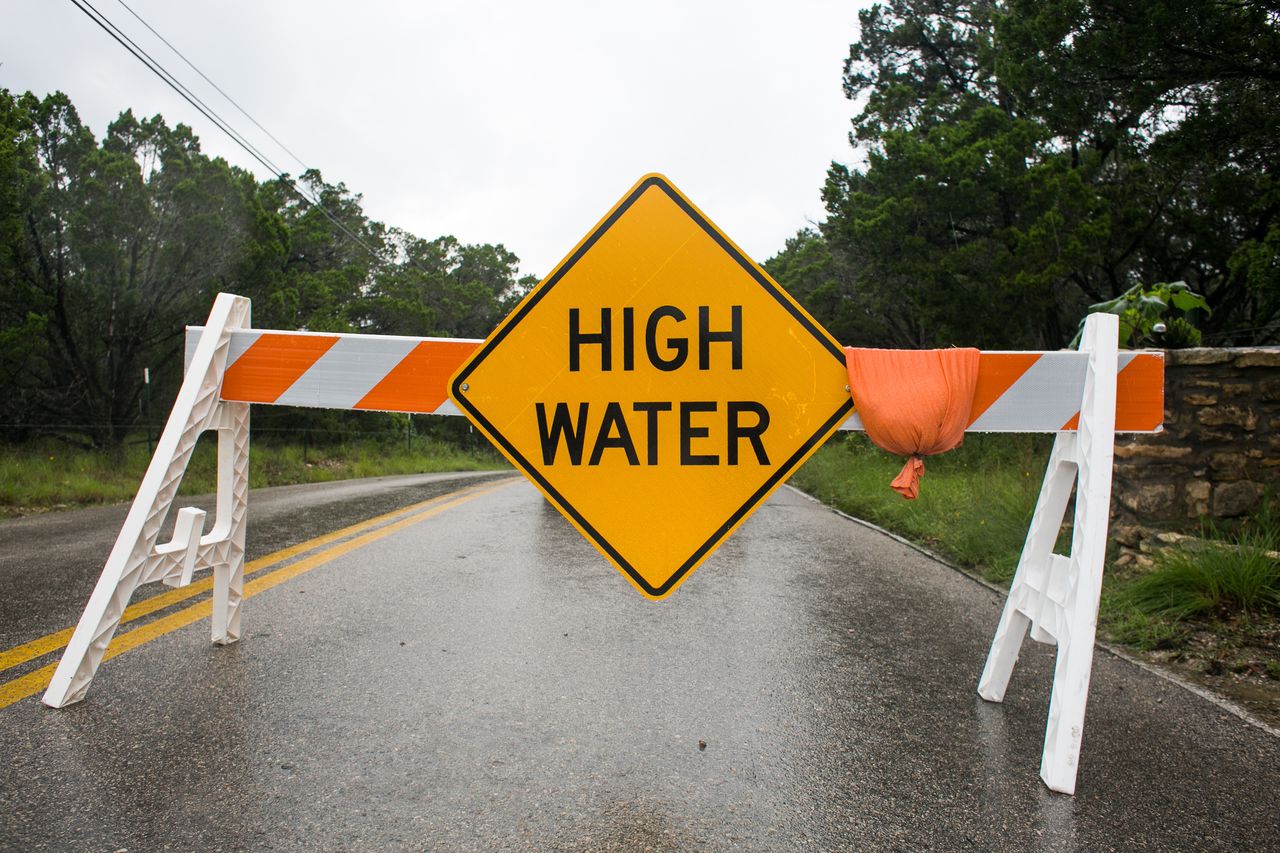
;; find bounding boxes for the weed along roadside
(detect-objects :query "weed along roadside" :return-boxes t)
[792,432,1280,729]
[0,433,508,519]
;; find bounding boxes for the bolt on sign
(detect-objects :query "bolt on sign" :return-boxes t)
[449,174,852,599]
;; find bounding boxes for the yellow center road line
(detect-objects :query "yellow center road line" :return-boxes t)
[0,477,518,709]
[0,477,518,674]
[0,628,76,675]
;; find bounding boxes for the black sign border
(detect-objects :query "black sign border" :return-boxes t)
[451,175,854,597]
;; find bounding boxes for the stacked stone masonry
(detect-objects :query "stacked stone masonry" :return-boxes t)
[1112,347,1280,533]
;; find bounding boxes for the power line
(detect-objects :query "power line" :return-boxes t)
[67,0,396,271]
[111,0,312,176]
[69,0,285,177]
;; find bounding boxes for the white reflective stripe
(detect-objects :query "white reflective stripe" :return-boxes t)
[838,413,864,431]
[184,328,199,370]
[967,352,1085,432]
[184,327,261,375]
[435,399,463,416]
[273,335,420,409]
[965,351,1137,431]
[225,329,260,367]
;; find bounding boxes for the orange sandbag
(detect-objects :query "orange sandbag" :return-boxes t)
[844,347,981,500]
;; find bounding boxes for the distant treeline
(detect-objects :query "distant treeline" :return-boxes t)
[4,2,1277,449]
[765,0,1279,351]
[0,90,536,448]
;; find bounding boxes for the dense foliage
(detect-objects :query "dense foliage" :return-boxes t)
[770,0,1279,350]
[6,4,1277,445]
[0,90,535,448]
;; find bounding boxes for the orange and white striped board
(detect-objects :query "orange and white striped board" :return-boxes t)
[841,349,1164,433]
[185,328,1164,433]
[185,327,474,417]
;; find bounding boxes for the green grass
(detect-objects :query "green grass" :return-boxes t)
[1102,503,1280,650]
[1120,536,1279,619]
[794,435,1280,677]
[0,435,508,517]
[791,433,1050,584]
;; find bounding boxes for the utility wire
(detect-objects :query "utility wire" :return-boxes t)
[112,0,312,176]
[70,0,286,178]
[67,0,399,272]
[70,0,376,259]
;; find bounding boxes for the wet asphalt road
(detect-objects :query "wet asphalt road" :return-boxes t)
[0,472,512,647]
[2,475,1278,851]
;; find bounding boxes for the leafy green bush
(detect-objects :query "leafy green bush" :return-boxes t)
[1072,281,1210,349]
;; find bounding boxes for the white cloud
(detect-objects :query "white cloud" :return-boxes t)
[1,0,866,278]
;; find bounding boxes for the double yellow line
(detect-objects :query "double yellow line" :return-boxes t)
[0,477,517,710]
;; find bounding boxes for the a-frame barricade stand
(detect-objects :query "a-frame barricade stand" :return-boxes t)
[40,295,1151,797]
[42,293,253,708]
[978,312,1118,795]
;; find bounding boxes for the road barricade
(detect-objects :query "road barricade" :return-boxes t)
[41,186,1164,800]
[42,291,1164,796]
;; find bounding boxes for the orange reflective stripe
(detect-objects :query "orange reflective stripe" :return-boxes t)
[354,340,480,412]
[221,334,339,403]
[1060,354,1164,432]
[1116,354,1164,432]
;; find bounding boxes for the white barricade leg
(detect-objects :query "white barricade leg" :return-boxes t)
[205,407,251,645]
[978,436,1077,700]
[976,313,1118,795]
[42,293,251,708]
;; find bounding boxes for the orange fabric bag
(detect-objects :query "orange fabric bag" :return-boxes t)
[843,347,981,500]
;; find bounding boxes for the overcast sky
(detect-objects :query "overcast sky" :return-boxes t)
[3,0,868,279]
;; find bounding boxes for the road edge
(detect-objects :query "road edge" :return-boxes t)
[783,483,1280,739]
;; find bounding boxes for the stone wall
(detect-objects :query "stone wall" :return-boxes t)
[1112,347,1280,532]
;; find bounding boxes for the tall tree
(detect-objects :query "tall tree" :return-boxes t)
[994,0,1280,343]
[763,228,893,346]
[357,233,534,339]
[813,0,1279,348]
[0,88,540,449]
[1,91,256,446]
[0,90,55,436]
[822,0,1083,347]
[252,169,387,333]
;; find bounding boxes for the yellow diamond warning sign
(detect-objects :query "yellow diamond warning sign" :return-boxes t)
[449,174,852,599]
